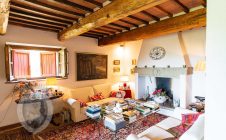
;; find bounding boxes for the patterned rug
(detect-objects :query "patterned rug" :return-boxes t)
[38,113,168,140]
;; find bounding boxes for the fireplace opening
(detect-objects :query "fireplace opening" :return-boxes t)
[155,77,174,109]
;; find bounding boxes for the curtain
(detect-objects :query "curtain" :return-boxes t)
[13,51,30,79]
[41,53,56,76]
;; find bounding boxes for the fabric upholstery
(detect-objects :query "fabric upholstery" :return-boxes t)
[179,114,205,140]
[93,83,112,98]
[137,126,174,140]
[86,97,123,106]
[70,87,94,103]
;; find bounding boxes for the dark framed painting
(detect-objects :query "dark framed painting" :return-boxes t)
[76,53,108,81]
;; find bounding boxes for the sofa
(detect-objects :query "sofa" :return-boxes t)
[66,83,123,122]
[127,108,205,140]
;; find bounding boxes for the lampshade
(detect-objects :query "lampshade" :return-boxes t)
[120,75,129,82]
[195,60,206,71]
[46,77,57,86]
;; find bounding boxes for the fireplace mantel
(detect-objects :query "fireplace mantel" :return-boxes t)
[135,67,193,78]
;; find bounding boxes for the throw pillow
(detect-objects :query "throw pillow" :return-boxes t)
[76,99,87,107]
[110,90,126,98]
[89,92,105,101]
[167,123,191,138]
[181,113,200,125]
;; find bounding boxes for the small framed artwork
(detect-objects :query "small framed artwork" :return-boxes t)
[113,67,120,72]
[131,68,135,74]
[113,60,120,65]
[132,59,137,65]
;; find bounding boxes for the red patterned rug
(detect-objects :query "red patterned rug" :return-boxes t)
[38,113,167,140]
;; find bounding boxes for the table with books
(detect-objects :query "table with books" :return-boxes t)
[85,99,160,139]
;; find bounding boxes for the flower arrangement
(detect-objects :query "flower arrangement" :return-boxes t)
[152,89,167,97]
[13,81,38,98]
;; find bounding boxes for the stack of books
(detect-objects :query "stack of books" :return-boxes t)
[123,110,137,123]
[86,105,101,119]
[102,104,114,114]
[118,101,128,111]
[136,106,151,116]
[104,113,125,131]
[143,101,160,110]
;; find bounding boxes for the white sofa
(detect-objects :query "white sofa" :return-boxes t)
[127,108,205,140]
[66,83,122,122]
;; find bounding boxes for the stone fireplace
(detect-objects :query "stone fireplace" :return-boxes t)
[134,67,193,108]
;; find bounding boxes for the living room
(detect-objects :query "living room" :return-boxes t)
[0,0,225,140]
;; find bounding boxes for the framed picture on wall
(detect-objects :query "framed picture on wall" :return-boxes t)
[113,60,120,65]
[76,53,108,81]
[113,67,120,72]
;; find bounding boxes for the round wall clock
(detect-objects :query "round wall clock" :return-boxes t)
[149,47,166,60]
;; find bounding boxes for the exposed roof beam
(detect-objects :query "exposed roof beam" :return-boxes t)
[128,15,149,24]
[9,16,63,30]
[11,2,75,23]
[84,0,103,8]
[23,0,84,17]
[109,23,130,30]
[80,34,100,39]
[10,12,67,28]
[201,0,207,7]
[155,5,173,17]
[102,26,122,32]
[10,12,68,27]
[89,31,110,36]
[10,6,72,24]
[98,9,206,46]
[93,28,115,34]
[59,0,169,40]
[0,0,10,34]
[119,19,139,27]
[174,0,189,13]
[83,33,103,38]
[9,21,59,32]
[141,11,160,21]
[52,0,94,12]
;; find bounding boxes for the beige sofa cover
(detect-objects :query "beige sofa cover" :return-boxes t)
[66,83,122,122]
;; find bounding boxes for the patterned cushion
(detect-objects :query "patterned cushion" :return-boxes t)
[181,113,200,125]
[89,92,105,101]
[76,99,87,107]
[110,90,125,98]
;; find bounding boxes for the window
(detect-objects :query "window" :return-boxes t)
[5,43,69,82]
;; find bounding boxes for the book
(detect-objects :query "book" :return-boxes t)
[136,106,151,114]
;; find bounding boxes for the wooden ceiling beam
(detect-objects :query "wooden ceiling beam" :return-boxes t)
[52,0,94,12]
[59,0,169,40]
[155,5,173,17]
[0,0,10,34]
[89,31,109,36]
[9,17,63,30]
[10,5,72,24]
[84,0,103,8]
[119,19,139,27]
[23,0,84,17]
[109,23,130,30]
[80,34,100,39]
[128,15,149,24]
[102,26,122,32]
[11,1,78,21]
[82,33,103,38]
[141,11,160,21]
[93,28,115,34]
[9,21,59,32]
[98,9,206,46]
[201,0,207,8]
[174,0,189,13]
[10,12,68,27]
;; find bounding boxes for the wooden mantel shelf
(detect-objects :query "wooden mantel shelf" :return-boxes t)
[135,67,193,78]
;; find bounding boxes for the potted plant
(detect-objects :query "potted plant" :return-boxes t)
[152,89,168,104]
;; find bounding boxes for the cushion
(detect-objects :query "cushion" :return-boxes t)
[87,97,123,106]
[70,87,94,103]
[93,83,112,98]
[110,90,126,98]
[76,99,87,107]
[89,92,105,101]
[181,113,200,125]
